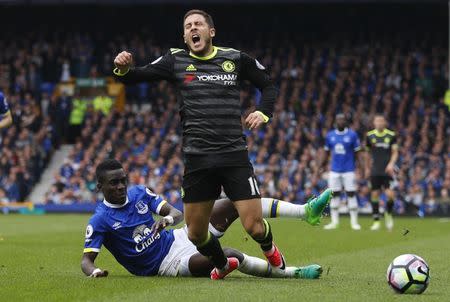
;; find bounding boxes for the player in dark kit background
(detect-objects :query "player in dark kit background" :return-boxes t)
[113,9,333,280]
[365,115,399,231]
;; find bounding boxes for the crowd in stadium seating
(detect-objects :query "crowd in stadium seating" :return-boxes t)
[0,92,55,202]
[0,26,449,215]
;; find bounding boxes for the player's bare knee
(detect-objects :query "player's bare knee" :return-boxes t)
[187,229,208,245]
[243,218,265,238]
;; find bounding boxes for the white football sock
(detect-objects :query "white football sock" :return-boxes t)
[329,196,340,225]
[208,223,224,238]
[261,198,305,219]
[238,254,271,277]
[269,266,299,278]
[239,254,299,278]
[348,196,359,225]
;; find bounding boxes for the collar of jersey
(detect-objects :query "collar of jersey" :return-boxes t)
[189,46,218,60]
[374,129,387,137]
[103,196,129,208]
[335,128,348,135]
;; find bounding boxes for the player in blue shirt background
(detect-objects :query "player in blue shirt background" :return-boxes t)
[323,114,362,230]
[81,159,331,279]
[0,91,13,129]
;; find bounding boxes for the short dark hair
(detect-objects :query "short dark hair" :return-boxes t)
[184,9,215,28]
[96,159,123,182]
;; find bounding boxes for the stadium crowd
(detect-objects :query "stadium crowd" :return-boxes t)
[0,12,449,215]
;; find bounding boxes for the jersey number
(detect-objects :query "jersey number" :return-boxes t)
[248,177,260,196]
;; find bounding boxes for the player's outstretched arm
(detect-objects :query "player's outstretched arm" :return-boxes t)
[113,51,174,84]
[150,202,183,234]
[81,252,108,278]
[0,111,12,129]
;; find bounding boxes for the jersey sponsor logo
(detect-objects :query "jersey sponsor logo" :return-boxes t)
[186,64,197,72]
[132,224,161,253]
[197,74,237,81]
[85,224,93,238]
[135,200,149,214]
[196,74,237,85]
[184,73,196,84]
[375,142,390,149]
[221,60,235,72]
[255,59,265,70]
[334,143,346,154]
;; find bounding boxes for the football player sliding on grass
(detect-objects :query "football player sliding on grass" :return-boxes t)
[81,159,332,279]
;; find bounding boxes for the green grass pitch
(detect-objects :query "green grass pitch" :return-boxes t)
[1,214,449,302]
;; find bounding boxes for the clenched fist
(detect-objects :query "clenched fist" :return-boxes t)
[114,51,133,73]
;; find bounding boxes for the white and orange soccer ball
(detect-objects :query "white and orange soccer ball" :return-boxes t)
[386,254,430,294]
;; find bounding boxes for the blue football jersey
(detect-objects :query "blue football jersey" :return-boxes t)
[83,185,175,276]
[325,128,361,173]
[0,92,9,115]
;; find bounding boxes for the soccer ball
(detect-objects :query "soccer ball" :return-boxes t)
[386,254,430,294]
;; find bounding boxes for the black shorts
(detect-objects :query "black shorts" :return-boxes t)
[370,175,393,190]
[182,166,261,203]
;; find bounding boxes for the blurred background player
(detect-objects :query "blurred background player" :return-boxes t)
[323,113,362,230]
[365,115,399,231]
[0,91,13,129]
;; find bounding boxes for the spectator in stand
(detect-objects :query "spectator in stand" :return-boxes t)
[0,22,446,213]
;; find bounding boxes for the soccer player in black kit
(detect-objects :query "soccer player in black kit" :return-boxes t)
[113,10,331,279]
[365,115,399,231]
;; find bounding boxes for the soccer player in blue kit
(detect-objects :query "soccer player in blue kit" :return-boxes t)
[81,159,331,279]
[323,114,363,230]
[0,91,13,129]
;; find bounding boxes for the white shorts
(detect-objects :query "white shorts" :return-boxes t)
[158,226,197,277]
[328,171,357,192]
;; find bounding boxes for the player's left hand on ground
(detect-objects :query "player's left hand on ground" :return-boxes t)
[90,268,108,278]
[150,216,173,234]
[245,111,266,130]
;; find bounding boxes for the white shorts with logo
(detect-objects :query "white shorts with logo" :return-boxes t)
[158,225,197,277]
[328,171,357,192]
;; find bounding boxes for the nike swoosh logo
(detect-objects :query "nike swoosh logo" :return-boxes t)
[417,266,428,276]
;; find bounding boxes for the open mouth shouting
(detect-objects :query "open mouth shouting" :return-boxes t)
[191,33,201,48]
